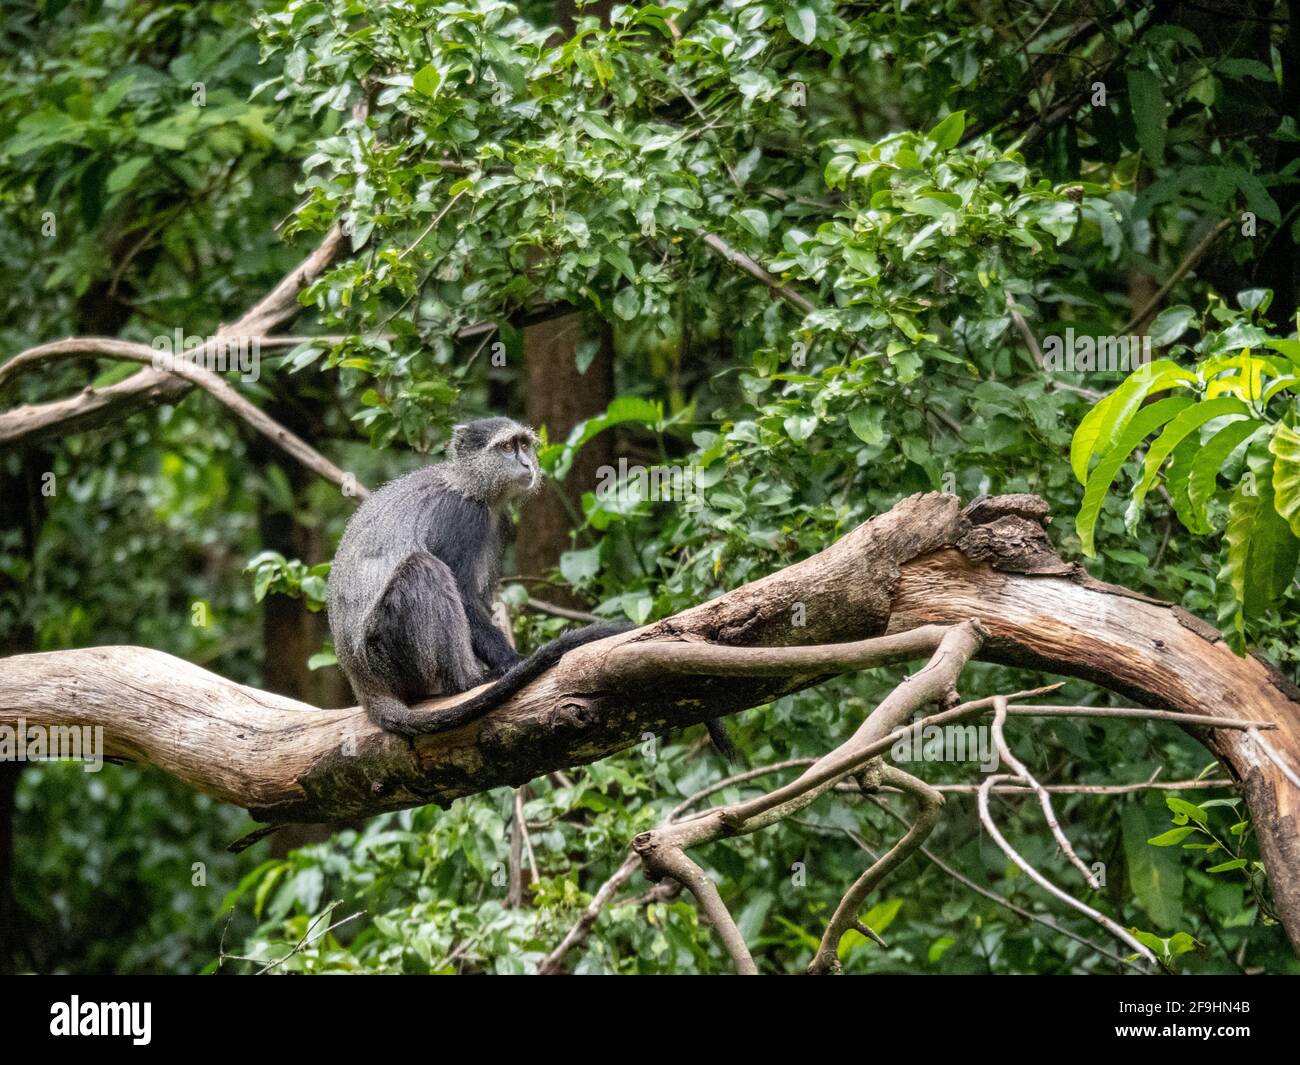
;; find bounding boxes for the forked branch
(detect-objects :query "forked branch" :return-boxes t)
[1,493,1298,949]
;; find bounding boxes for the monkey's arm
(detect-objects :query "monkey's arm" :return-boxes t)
[461,590,523,674]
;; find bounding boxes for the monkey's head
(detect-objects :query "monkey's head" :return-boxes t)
[448,417,542,504]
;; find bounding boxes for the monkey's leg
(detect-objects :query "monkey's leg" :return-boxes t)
[361,551,482,736]
[455,585,523,677]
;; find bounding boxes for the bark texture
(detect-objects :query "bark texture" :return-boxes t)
[2,492,1298,946]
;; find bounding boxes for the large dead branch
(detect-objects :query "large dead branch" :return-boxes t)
[635,622,986,974]
[0,226,344,444]
[0,337,364,498]
[2,492,1299,948]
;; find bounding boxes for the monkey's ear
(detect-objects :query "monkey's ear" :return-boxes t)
[448,423,471,460]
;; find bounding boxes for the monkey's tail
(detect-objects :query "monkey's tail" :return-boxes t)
[405,623,741,762]
[409,622,633,734]
[705,719,739,764]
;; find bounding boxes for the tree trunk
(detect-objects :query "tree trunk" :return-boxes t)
[517,312,615,606]
[249,398,352,855]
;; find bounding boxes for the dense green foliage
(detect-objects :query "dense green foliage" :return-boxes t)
[3,0,1299,974]
[1073,300,1300,648]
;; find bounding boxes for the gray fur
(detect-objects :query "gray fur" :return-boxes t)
[328,417,541,736]
[328,415,732,756]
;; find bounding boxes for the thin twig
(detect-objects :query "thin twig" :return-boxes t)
[978,703,1156,968]
[1120,217,1233,335]
[866,794,1134,969]
[992,696,1100,888]
[809,764,944,974]
[0,225,345,445]
[524,597,600,623]
[0,338,366,499]
[921,778,1234,795]
[1009,705,1277,731]
[1246,728,1300,791]
[398,191,466,260]
[1004,288,1102,400]
[632,622,987,973]
[255,906,366,975]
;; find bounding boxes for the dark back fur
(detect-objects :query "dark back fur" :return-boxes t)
[327,417,653,740]
[329,465,506,701]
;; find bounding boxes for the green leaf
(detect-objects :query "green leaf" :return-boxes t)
[1262,337,1300,370]
[603,248,636,284]
[1070,390,1116,484]
[927,935,956,963]
[1238,287,1272,313]
[773,915,821,951]
[1127,66,1166,163]
[90,361,143,388]
[1230,167,1281,225]
[252,862,288,919]
[620,590,654,625]
[307,649,336,670]
[1165,433,1203,532]
[861,897,904,934]
[783,6,816,45]
[1148,826,1198,846]
[1133,397,1250,508]
[1217,58,1274,82]
[927,110,966,151]
[1077,396,1194,556]
[1131,929,1199,960]
[736,208,769,240]
[1095,360,1197,458]
[784,414,818,441]
[1166,797,1209,828]
[1268,422,1300,536]
[578,112,626,145]
[848,405,885,445]
[106,156,149,195]
[1185,419,1263,534]
[824,154,854,190]
[1070,359,1195,483]
[412,64,440,96]
[1220,456,1299,620]
[575,337,600,374]
[548,396,663,480]
[612,286,640,321]
[1147,305,1195,346]
[559,545,602,586]
[1122,803,1184,930]
[6,109,84,154]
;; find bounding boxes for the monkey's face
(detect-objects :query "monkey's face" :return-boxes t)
[494,429,541,499]
[449,417,543,503]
